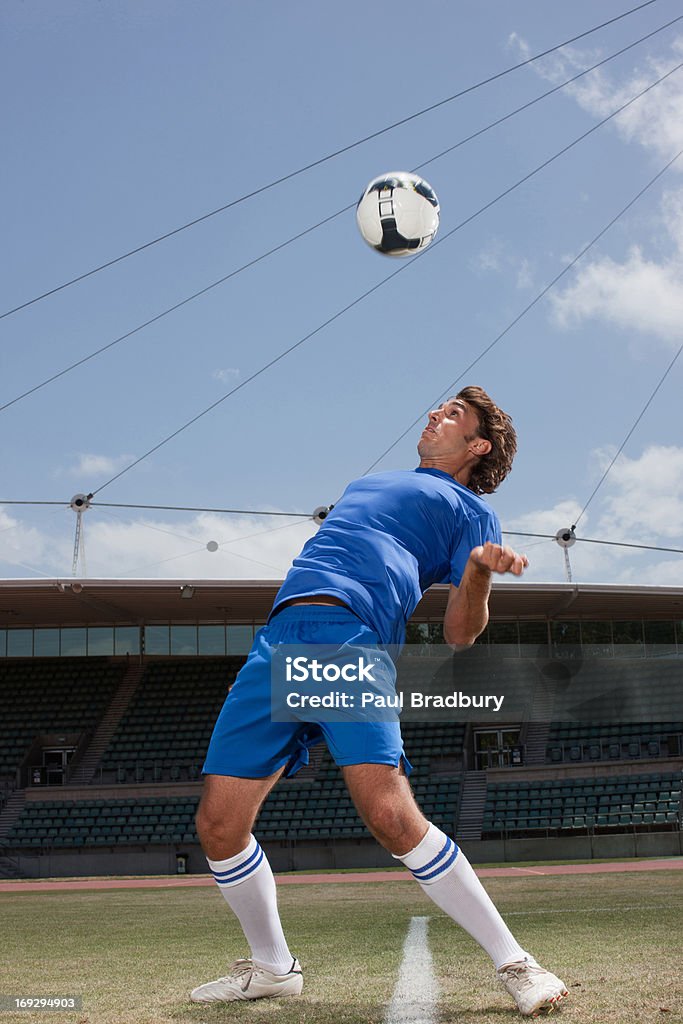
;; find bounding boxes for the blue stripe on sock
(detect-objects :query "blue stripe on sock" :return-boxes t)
[412,840,459,882]
[410,837,453,878]
[213,846,264,886]
[212,842,262,882]
[410,837,459,881]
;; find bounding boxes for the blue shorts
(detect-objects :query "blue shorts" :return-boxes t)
[203,605,411,779]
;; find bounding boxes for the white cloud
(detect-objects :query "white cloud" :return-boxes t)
[0,507,316,580]
[505,498,588,581]
[516,258,534,290]
[0,507,67,578]
[506,32,683,346]
[509,33,683,161]
[593,444,683,543]
[107,512,312,578]
[67,453,136,477]
[551,242,683,343]
[622,557,683,585]
[212,368,240,383]
[471,240,536,288]
[472,241,504,272]
[507,32,531,62]
[551,188,683,344]
[507,497,583,536]
[555,43,683,163]
[3,447,682,584]
[502,446,683,583]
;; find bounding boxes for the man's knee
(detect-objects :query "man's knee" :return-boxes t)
[343,763,427,852]
[363,800,405,842]
[196,799,228,841]
[196,773,279,857]
[363,798,426,850]
[195,800,224,839]
[196,799,251,858]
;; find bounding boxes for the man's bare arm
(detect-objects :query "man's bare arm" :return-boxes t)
[443,542,529,650]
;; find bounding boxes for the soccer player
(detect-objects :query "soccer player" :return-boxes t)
[191,385,568,1016]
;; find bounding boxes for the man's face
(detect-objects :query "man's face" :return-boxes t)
[417,397,485,462]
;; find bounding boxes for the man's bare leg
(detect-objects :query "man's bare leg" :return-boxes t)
[344,763,532,965]
[342,762,428,853]
[192,769,302,1001]
[343,763,567,1015]
[196,770,282,859]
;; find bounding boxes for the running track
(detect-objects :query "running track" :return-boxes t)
[1,858,682,892]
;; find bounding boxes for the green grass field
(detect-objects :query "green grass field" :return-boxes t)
[1,870,682,1024]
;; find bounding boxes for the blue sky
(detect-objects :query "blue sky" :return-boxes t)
[2,0,683,586]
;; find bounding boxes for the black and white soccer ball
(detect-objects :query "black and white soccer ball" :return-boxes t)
[356,172,440,256]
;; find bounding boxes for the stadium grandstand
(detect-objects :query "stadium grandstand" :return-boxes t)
[0,577,681,880]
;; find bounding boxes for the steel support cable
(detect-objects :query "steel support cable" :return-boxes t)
[94,503,309,547]
[119,545,215,577]
[94,505,309,576]
[0,556,55,578]
[503,531,683,555]
[22,502,300,576]
[413,12,683,174]
[0,207,346,416]
[101,509,306,574]
[3,14,679,418]
[86,62,683,500]
[0,0,664,322]
[571,344,683,530]
[120,542,287,577]
[0,501,680,555]
[360,146,683,477]
[0,499,311,517]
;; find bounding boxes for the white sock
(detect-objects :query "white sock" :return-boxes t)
[396,822,528,970]
[207,836,294,975]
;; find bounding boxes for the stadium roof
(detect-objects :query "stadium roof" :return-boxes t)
[0,579,681,627]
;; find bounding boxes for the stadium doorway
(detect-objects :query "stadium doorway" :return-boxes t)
[474,728,521,769]
[30,746,76,787]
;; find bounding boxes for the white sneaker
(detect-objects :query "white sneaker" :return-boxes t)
[190,957,303,1003]
[497,957,568,1016]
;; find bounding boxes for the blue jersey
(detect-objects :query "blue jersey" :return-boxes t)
[273,467,501,648]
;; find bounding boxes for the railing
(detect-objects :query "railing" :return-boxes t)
[103,761,204,784]
[482,809,681,841]
[0,778,17,808]
[546,733,682,763]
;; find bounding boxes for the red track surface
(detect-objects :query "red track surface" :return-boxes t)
[1,858,681,892]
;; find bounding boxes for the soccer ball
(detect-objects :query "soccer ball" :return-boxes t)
[356,172,440,256]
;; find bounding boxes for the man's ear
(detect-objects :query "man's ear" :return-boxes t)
[470,438,492,457]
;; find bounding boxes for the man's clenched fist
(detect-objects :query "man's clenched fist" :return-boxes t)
[469,542,529,577]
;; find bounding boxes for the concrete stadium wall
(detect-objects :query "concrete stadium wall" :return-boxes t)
[464,830,683,863]
[5,831,682,878]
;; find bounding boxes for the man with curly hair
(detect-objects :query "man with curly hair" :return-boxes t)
[191,385,568,1016]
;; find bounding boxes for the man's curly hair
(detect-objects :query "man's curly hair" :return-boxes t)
[457,385,517,495]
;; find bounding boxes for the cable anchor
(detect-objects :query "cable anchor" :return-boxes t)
[313,505,334,525]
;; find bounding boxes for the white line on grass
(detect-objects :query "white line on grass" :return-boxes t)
[386,916,439,1024]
